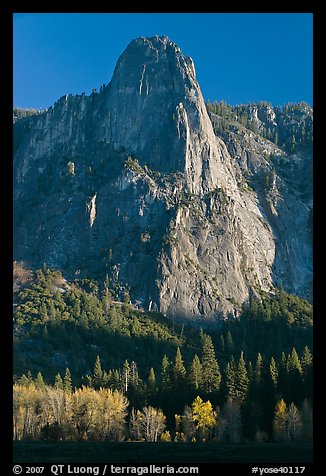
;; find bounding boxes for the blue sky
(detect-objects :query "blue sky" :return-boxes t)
[13,13,313,109]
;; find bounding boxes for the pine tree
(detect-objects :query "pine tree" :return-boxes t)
[147,367,157,395]
[73,298,81,319]
[269,357,278,389]
[235,351,249,402]
[19,373,32,387]
[287,348,303,403]
[64,368,72,393]
[93,355,104,389]
[26,370,33,383]
[200,334,221,393]
[225,356,237,400]
[172,347,186,387]
[253,353,264,401]
[301,346,313,399]
[112,369,121,388]
[161,355,171,392]
[260,356,279,437]
[278,352,288,398]
[188,354,202,391]
[123,289,131,304]
[254,353,264,385]
[287,348,302,373]
[35,372,46,389]
[301,346,313,371]
[54,373,63,390]
[39,302,48,322]
[102,370,109,387]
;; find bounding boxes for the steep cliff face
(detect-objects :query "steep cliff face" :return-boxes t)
[208,103,313,300]
[13,36,312,321]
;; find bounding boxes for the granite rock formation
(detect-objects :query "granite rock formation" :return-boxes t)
[13,36,313,321]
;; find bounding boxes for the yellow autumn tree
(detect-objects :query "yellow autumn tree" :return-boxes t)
[96,388,129,441]
[13,383,52,440]
[191,396,217,441]
[70,387,128,441]
[273,399,287,442]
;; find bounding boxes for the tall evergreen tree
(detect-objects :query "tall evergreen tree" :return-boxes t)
[93,355,104,389]
[286,348,303,403]
[200,334,221,393]
[301,346,313,399]
[250,352,264,403]
[254,353,264,382]
[188,354,202,391]
[269,357,279,389]
[18,373,32,387]
[27,371,33,383]
[287,348,302,373]
[172,347,186,387]
[235,351,249,402]
[123,289,131,304]
[147,367,157,398]
[35,372,46,389]
[64,368,72,393]
[261,356,279,437]
[54,373,63,390]
[225,356,237,400]
[278,352,288,398]
[160,355,171,392]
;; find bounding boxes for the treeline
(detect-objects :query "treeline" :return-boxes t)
[15,336,312,443]
[206,100,313,153]
[13,107,45,123]
[14,354,312,443]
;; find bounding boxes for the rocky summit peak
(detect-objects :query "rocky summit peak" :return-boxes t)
[116,35,185,68]
[106,35,221,193]
[135,35,175,46]
[13,37,312,322]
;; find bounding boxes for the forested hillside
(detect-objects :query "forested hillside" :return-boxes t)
[13,263,312,443]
